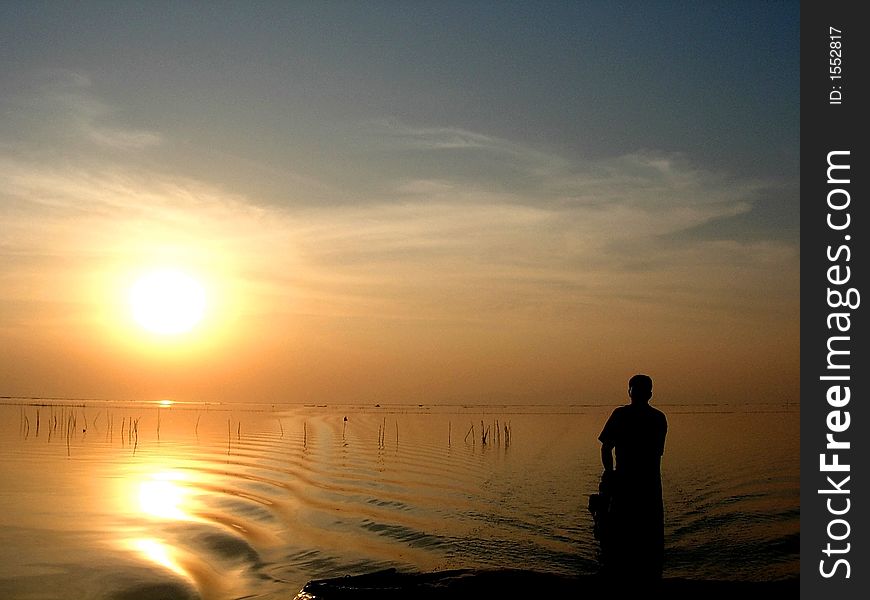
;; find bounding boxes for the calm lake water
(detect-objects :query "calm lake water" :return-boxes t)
[0,401,798,599]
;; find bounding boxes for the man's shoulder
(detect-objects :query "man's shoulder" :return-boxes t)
[648,405,666,418]
[599,406,627,442]
[648,405,668,427]
[633,403,667,425]
[605,405,630,423]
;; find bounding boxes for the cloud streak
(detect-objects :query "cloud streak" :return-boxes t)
[0,112,796,330]
[4,69,163,153]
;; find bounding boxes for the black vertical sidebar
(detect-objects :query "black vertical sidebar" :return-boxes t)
[801,2,868,598]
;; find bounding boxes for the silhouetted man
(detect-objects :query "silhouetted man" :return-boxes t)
[598,374,667,579]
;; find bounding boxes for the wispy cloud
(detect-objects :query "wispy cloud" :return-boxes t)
[86,126,162,150]
[0,99,796,333]
[5,69,162,152]
[281,122,796,323]
[379,122,521,153]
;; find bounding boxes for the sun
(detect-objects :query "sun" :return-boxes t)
[129,269,206,335]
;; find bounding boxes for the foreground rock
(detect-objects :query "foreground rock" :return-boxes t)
[294,568,798,599]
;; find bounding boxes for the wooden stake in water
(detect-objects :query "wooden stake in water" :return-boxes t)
[464,423,474,444]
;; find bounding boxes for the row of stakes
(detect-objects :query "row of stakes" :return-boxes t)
[18,407,513,454]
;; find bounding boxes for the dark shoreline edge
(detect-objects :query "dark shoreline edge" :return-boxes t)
[293,568,798,599]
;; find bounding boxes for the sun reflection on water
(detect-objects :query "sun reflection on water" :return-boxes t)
[123,469,200,582]
[129,538,189,579]
[138,471,192,520]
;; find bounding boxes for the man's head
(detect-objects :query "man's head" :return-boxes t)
[628,374,653,403]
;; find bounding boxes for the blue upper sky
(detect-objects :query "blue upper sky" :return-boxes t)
[2,2,798,184]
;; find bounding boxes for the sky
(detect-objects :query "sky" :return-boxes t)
[0,1,799,406]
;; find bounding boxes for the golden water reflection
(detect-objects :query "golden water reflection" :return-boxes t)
[122,466,201,583]
[128,537,189,580]
[138,470,192,520]
[120,458,254,599]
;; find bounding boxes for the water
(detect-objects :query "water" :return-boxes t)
[0,400,798,599]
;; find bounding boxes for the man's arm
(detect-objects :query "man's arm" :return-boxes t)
[601,442,614,472]
[599,408,618,472]
[657,413,668,456]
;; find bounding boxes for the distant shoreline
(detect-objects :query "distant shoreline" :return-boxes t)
[0,395,800,412]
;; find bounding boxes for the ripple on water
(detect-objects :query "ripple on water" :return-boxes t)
[0,403,799,598]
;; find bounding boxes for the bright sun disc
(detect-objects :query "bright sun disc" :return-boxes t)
[130,270,206,335]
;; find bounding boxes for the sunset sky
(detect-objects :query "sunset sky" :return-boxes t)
[0,2,799,406]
